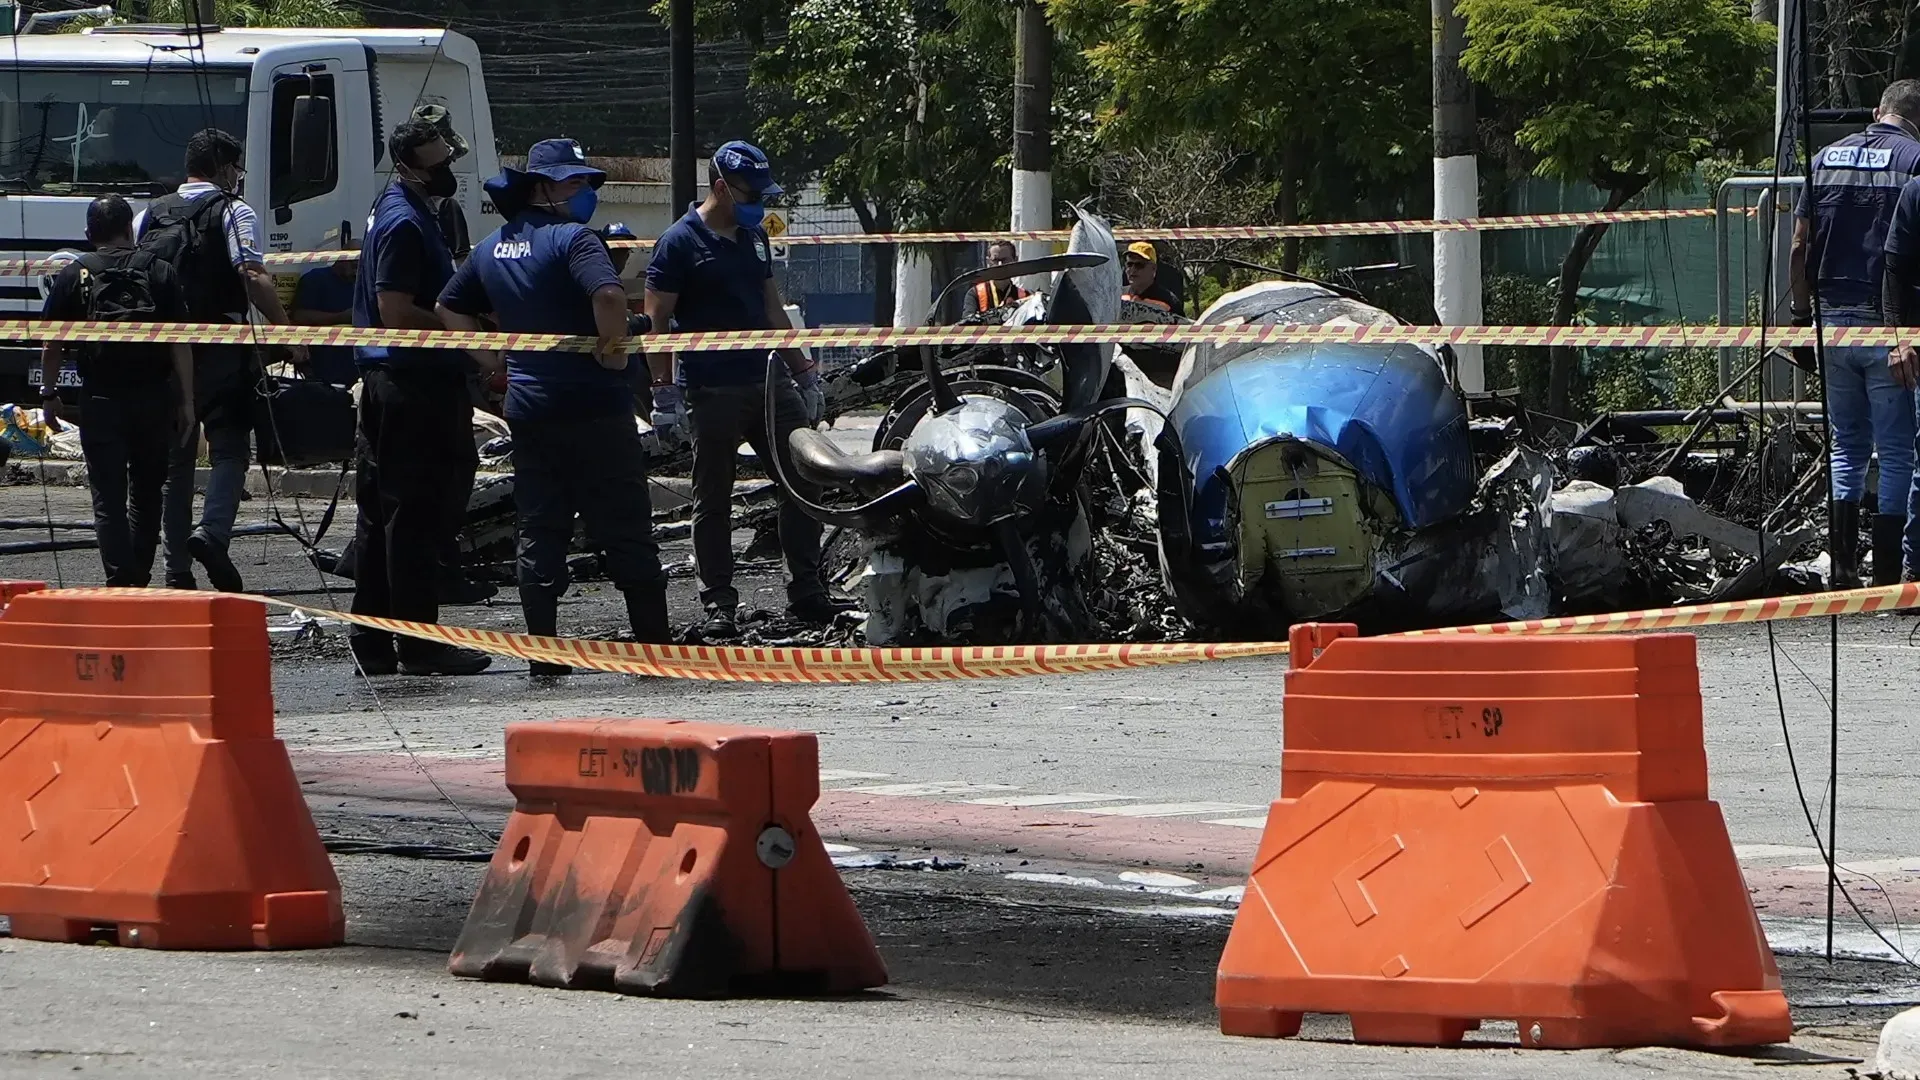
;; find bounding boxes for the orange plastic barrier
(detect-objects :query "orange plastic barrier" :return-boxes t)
[449,719,887,996]
[1216,623,1791,1049]
[0,588,343,949]
[0,581,46,605]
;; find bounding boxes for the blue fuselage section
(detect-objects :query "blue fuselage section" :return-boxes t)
[1171,341,1476,561]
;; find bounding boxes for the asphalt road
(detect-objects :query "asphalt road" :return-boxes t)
[5,479,1920,1077]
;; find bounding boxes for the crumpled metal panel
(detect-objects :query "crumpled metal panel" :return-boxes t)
[1171,342,1477,554]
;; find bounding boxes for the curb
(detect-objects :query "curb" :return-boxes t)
[1881,1007,1920,1080]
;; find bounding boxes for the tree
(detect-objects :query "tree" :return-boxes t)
[670,0,1088,322]
[143,0,362,26]
[1045,0,1430,271]
[1458,0,1772,414]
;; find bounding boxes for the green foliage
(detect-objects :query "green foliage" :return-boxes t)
[749,0,1009,230]
[142,0,363,27]
[1458,0,1772,190]
[1481,273,1558,404]
[1584,345,1719,412]
[1045,0,1429,220]
[666,0,1096,231]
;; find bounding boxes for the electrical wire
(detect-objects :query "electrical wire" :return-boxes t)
[1759,0,1919,968]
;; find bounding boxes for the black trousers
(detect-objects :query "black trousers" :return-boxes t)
[509,410,667,637]
[79,388,174,587]
[349,365,473,658]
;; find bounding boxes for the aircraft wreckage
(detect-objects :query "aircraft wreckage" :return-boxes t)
[297,207,1827,646]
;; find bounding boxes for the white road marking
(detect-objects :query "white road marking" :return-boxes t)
[823,843,861,854]
[1206,815,1270,829]
[1732,844,1824,860]
[1761,916,1918,962]
[845,781,1022,797]
[967,793,1136,808]
[819,769,892,783]
[1071,801,1264,818]
[1784,857,1920,876]
[1120,871,1197,888]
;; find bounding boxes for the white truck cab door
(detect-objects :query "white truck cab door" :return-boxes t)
[260,58,373,254]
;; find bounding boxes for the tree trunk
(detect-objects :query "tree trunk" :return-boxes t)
[1546,179,1648,416]
[1279,139,1303,273]
[852,194,896,327]
[1752,0,1776,20]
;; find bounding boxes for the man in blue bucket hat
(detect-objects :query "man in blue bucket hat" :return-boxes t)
[644,140,846,640]
[438,139,671,677]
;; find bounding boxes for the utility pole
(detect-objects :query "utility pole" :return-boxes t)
[1011,0,1052,294]
[195,0,214,25]
[669,0,697,214]
[1431,0,1484,393]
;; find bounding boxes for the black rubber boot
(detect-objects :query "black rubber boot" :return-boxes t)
[349,631,398,676]
[1831,500,1863,589]
[397,641,492,677]
[1873,513,1906,587]
[625,583,673,645]
[522,585,571,678]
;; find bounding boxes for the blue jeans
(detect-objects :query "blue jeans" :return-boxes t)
[1825,311,1915,517]
[162,420,250,578]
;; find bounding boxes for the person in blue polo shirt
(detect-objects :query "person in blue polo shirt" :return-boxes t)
[346,117,493,678]
[1793,79,1920,588]
[644,140,844,639]
[437,138,670,676]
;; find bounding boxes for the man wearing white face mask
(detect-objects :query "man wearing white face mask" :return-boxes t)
[137,128,307,593]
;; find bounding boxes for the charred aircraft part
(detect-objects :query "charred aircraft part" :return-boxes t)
[1158,281,1544,633]
[768,204,1184,645]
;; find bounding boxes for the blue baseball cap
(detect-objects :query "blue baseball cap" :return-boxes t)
[712,140,782,199]
[600,221,637,240]
[487,138,604,218]
[524,138,606,184]
[496,138,606,189]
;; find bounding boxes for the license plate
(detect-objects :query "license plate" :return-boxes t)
[25,365,81,388]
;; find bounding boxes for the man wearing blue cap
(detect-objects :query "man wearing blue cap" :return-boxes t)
[438,139,671,676]
[346,117,493,678]
[644,140,842,639]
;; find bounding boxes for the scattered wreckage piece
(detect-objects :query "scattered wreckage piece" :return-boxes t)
[1155,279,1536,634]
[1549,473,1821,609]
[767,203,1187,647]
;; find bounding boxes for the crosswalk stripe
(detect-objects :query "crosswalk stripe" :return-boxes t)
[1072,801,1265,818]
[968,793,1136,808]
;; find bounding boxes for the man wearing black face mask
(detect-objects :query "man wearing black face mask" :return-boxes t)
[343,118,495,677]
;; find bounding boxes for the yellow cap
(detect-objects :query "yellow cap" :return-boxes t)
[1126,241,1157,262]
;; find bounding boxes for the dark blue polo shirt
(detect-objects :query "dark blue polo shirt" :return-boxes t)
[355,181,458,370]
[294,266,359,384]
[645,205,774,388]
[437,209,627,421]
[1795,122,1920,314]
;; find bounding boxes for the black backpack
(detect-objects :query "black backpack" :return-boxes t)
[137,192,241,320]
[75,249,163,326]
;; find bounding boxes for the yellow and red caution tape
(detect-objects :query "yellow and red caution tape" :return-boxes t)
[0,317,1905,352]
[0,205,1754,275]
[31,583,1920,683]
[1397,582,1920,638]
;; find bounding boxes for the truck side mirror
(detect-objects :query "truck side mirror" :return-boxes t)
[289,94,334,186]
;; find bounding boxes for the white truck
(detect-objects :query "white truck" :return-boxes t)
[0,23,501,393]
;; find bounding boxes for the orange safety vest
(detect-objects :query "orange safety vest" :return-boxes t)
[975,280,1029,310]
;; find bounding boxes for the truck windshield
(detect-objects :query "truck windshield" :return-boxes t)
[0,65,249,195]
